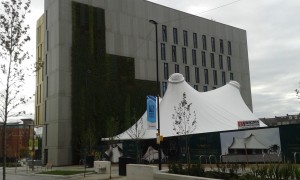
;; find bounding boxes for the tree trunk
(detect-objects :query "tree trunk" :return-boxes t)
[2,124,6,180]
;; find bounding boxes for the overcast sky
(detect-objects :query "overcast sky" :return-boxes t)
[23,0,300,119]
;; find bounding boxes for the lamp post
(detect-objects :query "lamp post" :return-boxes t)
[149,19,162,170]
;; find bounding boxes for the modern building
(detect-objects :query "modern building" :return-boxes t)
[35,14,45,127]
[0,119,33,159]
[37,0,253,165]
[260,114,300,126]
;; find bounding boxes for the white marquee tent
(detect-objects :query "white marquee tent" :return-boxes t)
[103,73,266,141]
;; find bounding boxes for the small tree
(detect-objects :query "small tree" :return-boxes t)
[79,124,97,156]
[0,0,31,179]
[172,92,197,166]
[127,109,146,163]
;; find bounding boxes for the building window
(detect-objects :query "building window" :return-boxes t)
[185,66,190,82]
[220,39,224,54]
[44,101,47,122]
[219,55,223,70]
[183,30,188,46]
[162,82,168,95]
[227,56,231,71]
[228,41,232,55]
[210,53,215,68]
[193,33,198,48]
[202,35,207,50]
[45,54,48,75]
[175,64,180,73]
[162,25,167,42]
[161,43,166,60]
[194,85,199,91]
[47,31,49,51]
[164,63,169,80]
[213,70,218,85]
[222,71,226,85]
[201,51,206,67]
[212,87,217,90]
[46,76,49,97]
[36,86,38,104]
[204,69,209,84]
[172,45,177,62]
[192,49,197,65]
[230,73,234,80]
[173,28,178,44]
[45,125,48,146]
[182,48,187,64]
[203,86,208,92]
[195,67,200,83]
[46,10,48,29]
[211,37,215,52]
[39,85,42,103]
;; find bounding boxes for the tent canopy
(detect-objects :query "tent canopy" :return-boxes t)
[229,134,268,150]
[103,73,266,141]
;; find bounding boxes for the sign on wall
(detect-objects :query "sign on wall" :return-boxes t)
[147,96,156,130]
[238,120,260,129]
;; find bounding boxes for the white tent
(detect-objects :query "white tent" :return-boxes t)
[142,146,165,163]
[229,134,268,150]
[104,73,266,140]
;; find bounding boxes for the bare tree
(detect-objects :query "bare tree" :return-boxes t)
[172,92,197,167]
[126,110,146,163]
[0,0,31,179]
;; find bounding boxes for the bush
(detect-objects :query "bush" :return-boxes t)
[168,162,300,179]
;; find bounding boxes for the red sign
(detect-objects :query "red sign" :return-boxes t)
[238,120,260,129]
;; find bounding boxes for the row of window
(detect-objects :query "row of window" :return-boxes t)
[163,63,234,86]
[162,44,232,70]
[162,25,232,55]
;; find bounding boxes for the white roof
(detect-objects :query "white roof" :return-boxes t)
[229,134,268,150]
[104,73,266,140]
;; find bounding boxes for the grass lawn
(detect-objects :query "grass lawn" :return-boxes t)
[38,170,92,176]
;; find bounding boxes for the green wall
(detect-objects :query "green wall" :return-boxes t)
[71,2,156,163]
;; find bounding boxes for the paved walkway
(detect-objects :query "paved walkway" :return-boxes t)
[5,164,127,180]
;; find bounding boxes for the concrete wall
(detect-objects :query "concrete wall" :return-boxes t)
[126,164,220,180]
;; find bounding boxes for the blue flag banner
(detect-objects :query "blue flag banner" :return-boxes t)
[147,96,156,130]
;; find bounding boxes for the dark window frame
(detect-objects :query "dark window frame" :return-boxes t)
[182,47,187,64]
[173,28,178,44]
[193,33,198,48]
[211,37,215,52]
[195,67,200,83]
[210,53,215,68]
[185,66,190,82]
[161,43,166,60]
[183,30,188,46]
[202,35,207,50]
[204,69,209,84]
[192,49,197,65]
[164,63,169,80]
[172,45,177,62]
[162,25,167,42]
[201,51,206,67]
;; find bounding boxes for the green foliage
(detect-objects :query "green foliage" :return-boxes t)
[169,163,300,179]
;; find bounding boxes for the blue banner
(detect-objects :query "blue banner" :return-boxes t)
[147,96,156,130]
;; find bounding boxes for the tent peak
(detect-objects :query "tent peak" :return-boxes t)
[168,73,184,84]
[228,81,240,90]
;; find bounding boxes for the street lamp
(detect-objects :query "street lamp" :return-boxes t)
[149,19,162,170]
